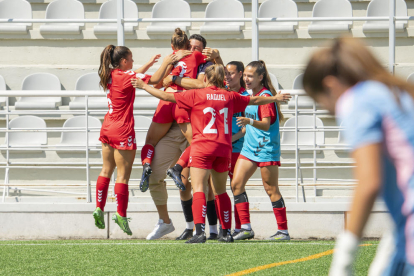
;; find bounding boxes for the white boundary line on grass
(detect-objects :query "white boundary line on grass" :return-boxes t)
[0,242,343,246]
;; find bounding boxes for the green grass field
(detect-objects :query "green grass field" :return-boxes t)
[0,239,378,275]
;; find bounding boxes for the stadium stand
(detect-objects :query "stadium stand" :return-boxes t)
[281,116,324,153]
[146,0,191,35]
[258,0,298,34]
[268,73,279,90]
[15,73,62,110]
[94,0,138,34]
[0,75,6,107]
[69,72,107,110]
[1,116,47,153]
[308,0,353,34]
[288,73,317,109]
[56,116,101,152]
[363,0,408,33]
[40,0,84,35]
[407,72,414,83]
[0,0,32,34]
[200,0,245,35]
[134,115,152,150]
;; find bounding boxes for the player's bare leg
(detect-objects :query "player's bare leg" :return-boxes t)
[231,159,257,240]
[140,122,173,192]
[260,165,289,241]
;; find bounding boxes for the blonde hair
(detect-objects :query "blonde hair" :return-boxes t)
[303,37,414,100]
[205,64,226,89]
[171,28,189,50]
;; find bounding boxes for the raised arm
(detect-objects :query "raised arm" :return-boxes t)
[248,91,291,105]
[135,54,161,74]
[132,78,176,103]
[147,54,178,85]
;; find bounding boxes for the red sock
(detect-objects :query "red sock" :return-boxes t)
[192,192,206,225]
[273,207,288,230]
[214,195,220,226]
[177,146,191,168]
[96,176,110,211]
[235,202,250,225]
[115,183,129,217]
[234,205,241,229]
[217,193,232,230]
[141,144,155,165]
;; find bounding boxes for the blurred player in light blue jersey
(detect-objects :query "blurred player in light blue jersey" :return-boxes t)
[303,37,414,276]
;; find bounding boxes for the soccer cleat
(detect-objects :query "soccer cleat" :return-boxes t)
[185,232,206,244]
[207,233,218,240]
[233,229,255,241]
[266,231,290,241]
[217,226,223,240]
[166,167,185,191]
[140,163,152,192]
[218,229,234,243]
[175,229,193,240]
[93,207,105,229]
[232,230,241,237]
[112,212,132,235]
[146,219,175,240]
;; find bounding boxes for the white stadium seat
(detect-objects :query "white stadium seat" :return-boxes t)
[200,0,245,35]
[147,0,191,35]
[69,72,107,110]
[2,116,47,153]
[94,0,138,35]
[268,73,279,90]
[407,73,414,83]
[288,73,317,109]
[281,116,324,153]
[0,0,32,34]
[363,0,407,33]
[134,89,160,110]
[134,115,152,150]
[56,116,101,152]
[308,0,352,34]
[0,75,7,106]
[40,0,84,35]
[15,73,62,110]
[258,0,298,34]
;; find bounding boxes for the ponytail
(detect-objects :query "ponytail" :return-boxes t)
[205,64,226,89]
[247,60,284,122]
[171,28,189,50]
[227,61,246,89]
[98,44,131,90]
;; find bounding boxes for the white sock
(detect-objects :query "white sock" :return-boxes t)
[278,229,288,235]
[241,223,251,231]
[186,221,194,230]
[210,224,218,234]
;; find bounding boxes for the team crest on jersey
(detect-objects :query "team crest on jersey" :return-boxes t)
[174,61,187,78]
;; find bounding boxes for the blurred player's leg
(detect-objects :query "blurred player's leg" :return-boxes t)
[176,167,194,240]
[368,230,395,276]
[260,165,290,241]
[206,178,218,240]
[231,158,257,240]
[93,143,116,229]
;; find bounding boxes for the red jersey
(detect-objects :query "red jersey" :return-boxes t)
[169,51,206,91]
[99,69,150,150]
[174,86,250,158]
[256,87,277,124]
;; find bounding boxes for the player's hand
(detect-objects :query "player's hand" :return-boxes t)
[131,78,146,89]
[163,75,173,87]
[329,231,359,276]
[163,54,179,65]
[148,54,161,67]
[274,91,291,103]
[236,117,250,127]
[175,50,192,62]
[202,47,220,61]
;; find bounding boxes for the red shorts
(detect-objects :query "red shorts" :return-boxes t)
[228,152,240,179]
[99,129,136,150]
[189,155,231,173]
[152,99,190,124]
[239,154,281,167]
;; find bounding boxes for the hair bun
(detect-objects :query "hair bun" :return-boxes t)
[175,28,184,36]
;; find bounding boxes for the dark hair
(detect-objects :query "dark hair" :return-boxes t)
[171,28,189,50]
[226,61,246,89]
[246,60,283,122]
[98,44,131,90]
[303,37,414,100]
[205,64,226,89]
[189,34,207,49]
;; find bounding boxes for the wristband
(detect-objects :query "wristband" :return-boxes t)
[172,75,178,84]
[249,118,254,126]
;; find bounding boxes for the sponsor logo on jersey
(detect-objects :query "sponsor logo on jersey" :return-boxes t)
[128,136,132,143]
[206,94,226,101]
[120,142,125,148]
[128,142,133,147]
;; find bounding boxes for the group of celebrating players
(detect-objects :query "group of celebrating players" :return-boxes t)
[92,28,291,243]
[89,27,414,276]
